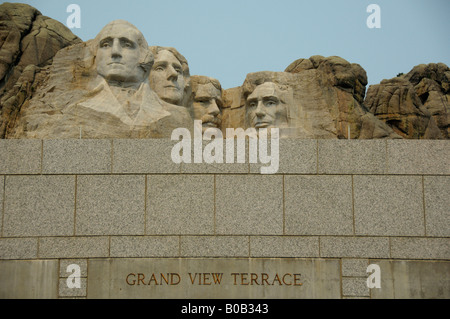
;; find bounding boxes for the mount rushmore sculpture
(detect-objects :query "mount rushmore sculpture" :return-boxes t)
[0,3,448,139]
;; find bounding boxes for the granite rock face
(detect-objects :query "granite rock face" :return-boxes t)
[0,2,82,137]
[222,56,400,139]
[0,3,448,139]
[365,63,449,139]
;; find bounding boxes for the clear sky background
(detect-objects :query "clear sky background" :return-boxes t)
[5,0,450,89]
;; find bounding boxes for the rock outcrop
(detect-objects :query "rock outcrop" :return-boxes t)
[0,2,82,137]
[364,63,449,139]
[222,55,400,139]
[0,3,447,139]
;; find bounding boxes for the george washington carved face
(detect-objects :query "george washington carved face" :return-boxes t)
[95,20,152,88]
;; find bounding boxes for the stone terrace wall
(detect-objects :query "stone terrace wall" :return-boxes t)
[0,139,449,298]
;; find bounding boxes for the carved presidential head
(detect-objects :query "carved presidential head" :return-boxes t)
[94,20,153,88]
[244,81,290,130]
[190,75,223,132]
[149,46,190,106]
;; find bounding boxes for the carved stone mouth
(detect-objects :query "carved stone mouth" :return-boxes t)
[255,122,270,128]
[202,122,218,128]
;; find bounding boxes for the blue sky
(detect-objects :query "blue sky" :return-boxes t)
[6,0,450,89]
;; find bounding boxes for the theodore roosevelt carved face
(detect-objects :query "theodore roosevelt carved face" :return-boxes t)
[190,75,223,132]
[95,20,153,88]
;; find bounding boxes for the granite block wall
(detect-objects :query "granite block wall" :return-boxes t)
[0,139,449,298]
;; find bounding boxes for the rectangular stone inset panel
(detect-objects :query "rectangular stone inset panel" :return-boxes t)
[0,260,58,298]
[110,236,179,258]
[0,238,37,259]
[250,139,317,174]
[216,175,283,235]
[43,139,111,174]
[0,139,41,174]
[285,175,353,235]
[59,278,87,297]
[318,140,387,174]
[371,260,450,299]
[387,140,450,175]
[180,236,249,257]
[390,237,450,260]
[87,258,341,299]
[250,236,319,257]
[354,176,424,236]
[342,277,369,297]
[59,259,88,278]
[113,139,180,174]
[3,175,75,237]
[424,176,450,237]
[147,175,214,235]
[76,175,145,235]
[320,237,390,258]
[39,237,109,259]
[341,259,369,277]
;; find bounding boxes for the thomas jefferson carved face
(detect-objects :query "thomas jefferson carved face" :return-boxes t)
[149,50,186,105]
[95,21,150,88]
[246,82,288,129]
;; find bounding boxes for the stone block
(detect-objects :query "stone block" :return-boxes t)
[0,260,58,298]
[371,260,450,299]
[285,175,353,235]
[59,278,87,297]
[38,237,109,258]
[390,237,450,260]
[341,259,369,277]
[0,139,41,174]
[3,175,75,237]
[424,176,450,237]
[387,140,450,175]
[147,175,214,235]
[59,259,88,278]
[250,139,317,174]
[0,238,37,259]
[180,236,249,257]
[110,236,179,257]
[250,236,319,257]
[76,175,145,235]
[354,176,425,236]
[318,140,386,174]
[320,236,390,258]
[215,175,283,235]
[180,139,249,174]
[113,139,180,174]
[43,139,111,174]
[342,277,369,297]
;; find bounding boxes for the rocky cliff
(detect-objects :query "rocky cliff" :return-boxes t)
[0,2,81,137]
[0,3,448,139]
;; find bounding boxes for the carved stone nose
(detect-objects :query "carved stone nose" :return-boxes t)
[208,100,220,116]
